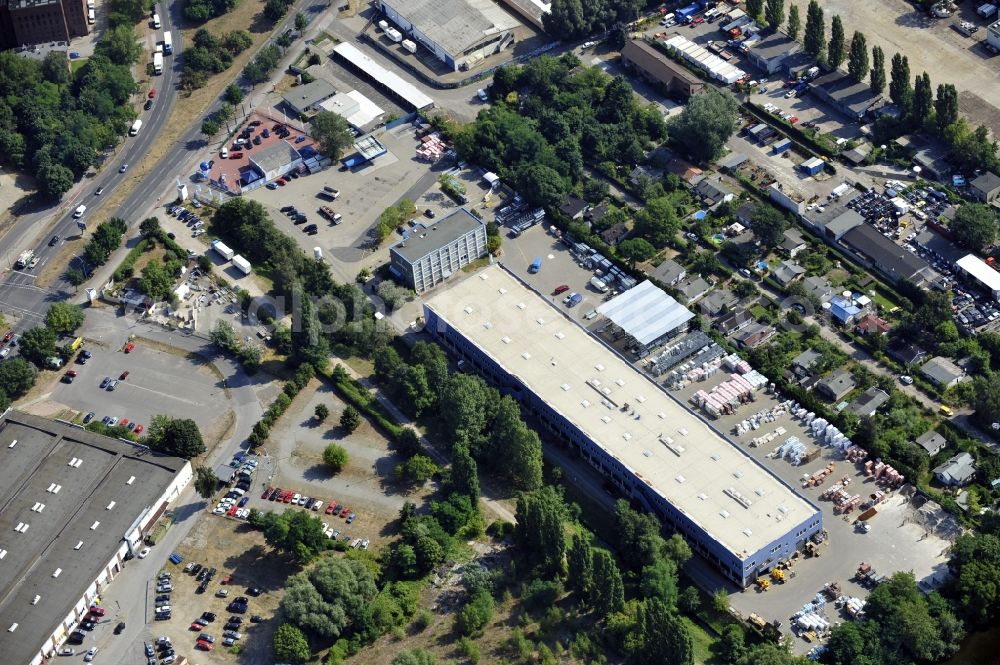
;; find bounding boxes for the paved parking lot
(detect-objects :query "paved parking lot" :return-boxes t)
[206,111,317,193]
[48,309,232,437]
[666,376,952,649]
[501,223,610,323]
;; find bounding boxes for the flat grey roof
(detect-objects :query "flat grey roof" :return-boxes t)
[282,78,336,111]
[390,208,484,263]
[250,141,301,174]
[426,266,817,556]
[598,280,695,346]
[748,31,801,60]
[383,0,521,57]
[841,224,930,281]
[0,411,188,665]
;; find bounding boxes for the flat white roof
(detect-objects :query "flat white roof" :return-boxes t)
[319,90,384,129]
[425,266,817,558]
[956,254,1000,292]
[597,280,695,347]
[333,42,434,111]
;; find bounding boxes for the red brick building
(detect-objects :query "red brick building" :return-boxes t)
[0,0,89,49]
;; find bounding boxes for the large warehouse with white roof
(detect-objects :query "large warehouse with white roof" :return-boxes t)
[0,411,192,665]
[424,266,822,587]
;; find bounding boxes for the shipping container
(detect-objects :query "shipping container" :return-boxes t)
[232,255,251,275]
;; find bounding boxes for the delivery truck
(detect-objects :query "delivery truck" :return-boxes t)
[129,119,142,136]
[211,239,234,261]
[232,255,251,275]
[163,31,173,54]
[153,52,163,74]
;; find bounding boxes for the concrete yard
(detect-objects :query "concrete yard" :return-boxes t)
[666,374,953,650]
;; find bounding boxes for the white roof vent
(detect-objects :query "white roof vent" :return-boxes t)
[126,476,135,485]
[581,399,590,408]
[778,504,789,514]
[719,510,730,519]
[710,454,720,461]
[501,336,511,344]
[636,395,646,403]
[675,475,686,484]
[106,501,116,510]
[8,623,17,633]
[560,383,570,391]
[74,541,83,550]
[601,416,612,424]
[47,483,62,493]
[516,302,526,309]
[463,306,474,314]
[743,528,753,537]
[733,470,743,479]
[521,352,531,360]
[7,439,16,448]
[14,522,28,533]
[615,379,625,387]
[90,521,100,530]
[755,488,766,497]
[641,448,651,457]
[623,432,632,441]
[678,428,689,436]
[554,331,565,339]
[594,363,605,371]
[498,287,507,294]
[31,595,40,605]
[697,493,708,500]
[68,457,79,467]
[31,502,45,513]
[478,273,489,280]
[536,317,545,325]
[52,568,61,578]
[0,549,7,559]
[72,458,82,468]
[482,321,493,329]
[658,412,666,419]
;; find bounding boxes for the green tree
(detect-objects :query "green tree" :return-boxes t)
[828,16,846,69]
[911,71,934,127]
[935,83,959,132]
[314,403,329,422]
[294,11,308,30]
[517,163,568,209]
[847,31,868,83]
[18,326,57,365]
[390,649,435,665]
[40,50,70,84]
[641,558,680,609]
[951,533,1000,626]
[618,237,657,266]
[194,466,219,498]
[950,203,999,251]
[263,0,288,21]
[889,52,912,110]
[749,204,790,248]
[201,118,219,137]
[272,623,310,663]
[139,260,173,301]
[803,0,825,57]
[745,0,763,21]
[456,589,494,636]
[667,88,739,164]
[38,162,74,199]
[222,83,244,105]
[0,357,36,399]
[45,302,85,334]
[567,533,594,599]
[323,443,349,472]
[590,549,625,616]
[973,374,1000,429]
[139,217,161,237]
[870,45,886,95]
[718,624,747,664]
[616,500,669,572]
[764,0,784,29]
[515,486,568,577]
[340,405,361,433]
[280,557,377,636]
[155,418,206,458]
[634,196,680,247]
[97,24,143,65]
[451,442,480,499]
[629,598,693,665]
[210,320,238,351]
[311,111,353,159]
[395,454,439,482]
[786,3,801,39]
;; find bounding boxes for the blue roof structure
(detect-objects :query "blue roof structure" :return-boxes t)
[829,295,860,323]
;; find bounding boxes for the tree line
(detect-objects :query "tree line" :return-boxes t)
[0,28,142,199]
[180,28,252,91]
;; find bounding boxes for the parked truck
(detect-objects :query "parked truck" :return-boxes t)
[211,239,234,261]
[721,11,751,33]
[152,12,160,28]
[14,250,34,270]
[153,52,163,75]
[590,276,609,293]
[163,31,173,54]
[129,119,142,136]
[232,255,251,275]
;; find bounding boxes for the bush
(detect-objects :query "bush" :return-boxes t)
[340,404,361,432]
[411,609,433,632]
[314,403,329,422]
[456,589,493,637]
[323,443,348,472]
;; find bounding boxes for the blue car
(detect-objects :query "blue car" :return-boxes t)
[238,496,249,507]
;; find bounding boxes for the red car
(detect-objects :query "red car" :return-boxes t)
[339,506,351,517]
[325,502,337,515]
[2,331,12,343]
[196,640,214,651]
[134,424,144,434]
[552,285,570,295]
[119,418,130,427]
[282,491,293,503]
[789,116,799,124]
[221,574,232,585]
[89,606,107,617]
[119,370,130,380]
[227,505,239,517]
[230,151,243,159]
[689,16,704,26]
[149,88,156,98]
[276,178,287,185]
[262,486,273,499]
[190,622,206,631]
[124,341,135,353]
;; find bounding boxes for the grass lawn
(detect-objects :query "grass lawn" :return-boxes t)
[70,58,88,73]
[750,304,769,320]
[685,616,718,665]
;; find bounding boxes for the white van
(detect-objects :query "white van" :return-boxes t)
[220,147,228,159]
[88,8,95,23]
[152,13,160,28]
[73,205,86,218]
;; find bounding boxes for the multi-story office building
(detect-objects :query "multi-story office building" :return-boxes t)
[389,208,487,294]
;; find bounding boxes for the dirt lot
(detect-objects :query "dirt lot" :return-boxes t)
[164,517,292,664]
[253,378,428,548]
